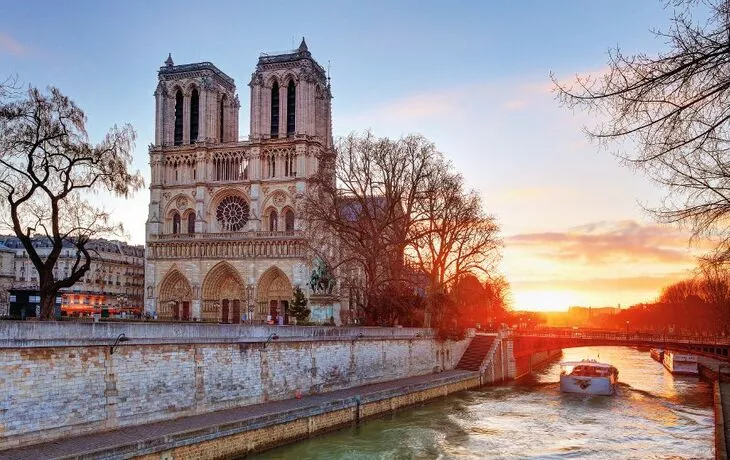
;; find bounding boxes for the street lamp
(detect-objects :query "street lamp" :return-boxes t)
[625,320,630,337]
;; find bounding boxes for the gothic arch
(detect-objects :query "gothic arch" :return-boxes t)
[282,206,295,231]
[183,81,200,96]
[158,268,193,320]
[265,74,281,88]
[282,73,297,87]
[201,261,246,322]
[164,193,193,217]
[261,189,293,211]
[257,266,292,323]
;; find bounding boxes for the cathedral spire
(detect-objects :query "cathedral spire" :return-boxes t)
[165,53,174,67]
[298,37,308,53]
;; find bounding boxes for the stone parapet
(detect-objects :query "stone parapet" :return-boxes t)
[0,321,433,349]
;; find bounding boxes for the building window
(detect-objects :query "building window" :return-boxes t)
[190,88,199,142]
[269,210,278,231]
[216,196,250,232]
[172,213,181,234]
[287,81,295,135]
[219,95,226,142]
[270,82,279,138]
[285,209,294,231]
[174,90,183,145]
[187,213,195,234]
[284,152,296,177]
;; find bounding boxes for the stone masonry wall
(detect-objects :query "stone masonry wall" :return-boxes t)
[0,322,470,450]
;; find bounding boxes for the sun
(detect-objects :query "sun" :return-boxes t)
[513,290,577,312]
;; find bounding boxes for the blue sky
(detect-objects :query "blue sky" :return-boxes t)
[1,1,701,309]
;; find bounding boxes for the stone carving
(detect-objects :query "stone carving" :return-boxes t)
[309,257,335,295]
[163,192,171,200]
[272,191,287,206]
[176,196,189,209]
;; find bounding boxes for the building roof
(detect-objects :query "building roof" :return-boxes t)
[158,59,235,91]
[257,37,326,77]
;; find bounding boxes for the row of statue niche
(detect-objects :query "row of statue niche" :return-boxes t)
[156,241,301,258]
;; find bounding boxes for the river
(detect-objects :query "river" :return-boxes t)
[254,346,714,459]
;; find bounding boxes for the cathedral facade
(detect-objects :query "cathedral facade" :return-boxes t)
[144,39,332,323]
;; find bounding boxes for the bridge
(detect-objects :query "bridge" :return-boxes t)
[512,329,730,363]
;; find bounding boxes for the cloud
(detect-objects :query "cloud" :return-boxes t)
[340,78,556,127]
[512,272,690,294]
[505,220,701,265]
[0,32,29,56]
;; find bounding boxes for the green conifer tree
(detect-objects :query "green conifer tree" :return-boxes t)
[290,287,311,324]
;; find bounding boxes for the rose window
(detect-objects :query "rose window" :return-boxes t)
[216,196,249,231]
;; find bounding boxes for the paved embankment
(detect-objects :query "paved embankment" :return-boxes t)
[719,382,730,460]
[0,370,480,460]
[698,358,729,460]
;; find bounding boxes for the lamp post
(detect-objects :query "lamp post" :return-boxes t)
[625,320,630,338]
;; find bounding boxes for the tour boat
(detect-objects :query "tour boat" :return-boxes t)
[662,351,699,375]
[650,348,664,363]
[559,360,619,396]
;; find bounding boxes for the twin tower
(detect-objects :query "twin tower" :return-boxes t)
[144,40,337,324]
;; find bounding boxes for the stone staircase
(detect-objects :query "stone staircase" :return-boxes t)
[456,334,497,371]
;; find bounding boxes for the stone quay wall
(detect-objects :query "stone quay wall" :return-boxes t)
[0,322,472,450]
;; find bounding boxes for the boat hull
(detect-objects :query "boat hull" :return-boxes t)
[662,352,699,375]
[560,375,616,396]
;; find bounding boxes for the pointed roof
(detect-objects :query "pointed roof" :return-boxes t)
[165,53,174,67]
[298,37,308,53]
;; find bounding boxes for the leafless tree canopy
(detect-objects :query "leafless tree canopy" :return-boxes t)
[554,0,730,258]
[0,86,144,319]
[304,132,503,327]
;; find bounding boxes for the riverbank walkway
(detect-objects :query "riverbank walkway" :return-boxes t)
[0,369,477,460]
[722,382,730,460]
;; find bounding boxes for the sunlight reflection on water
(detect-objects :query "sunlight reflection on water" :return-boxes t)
[252,346,714,459]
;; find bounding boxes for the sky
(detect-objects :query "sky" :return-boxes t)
[0,1,706,311]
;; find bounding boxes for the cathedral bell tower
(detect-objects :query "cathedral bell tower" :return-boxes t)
[154,54,240,146]
[248,38,333,147]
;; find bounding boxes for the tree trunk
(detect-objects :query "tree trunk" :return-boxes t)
[39,289,56,320]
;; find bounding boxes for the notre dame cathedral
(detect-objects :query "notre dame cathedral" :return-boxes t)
[144,39,333,323]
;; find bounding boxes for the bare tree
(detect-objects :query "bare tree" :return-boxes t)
[0,86,143,319]
[303,132,441,324]
[554,0,730,257]
[408,169,501,326]
[304,131,504,327]
[697,256,730,331]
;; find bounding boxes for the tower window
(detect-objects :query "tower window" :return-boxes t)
[174,90,183,145]
[187,213,195,234]
[172,213,181,234]
[285,209,295,232]
[287,81,296,135]
[270,82,279,138]
[190,88,199,142]
[269,210,278,232]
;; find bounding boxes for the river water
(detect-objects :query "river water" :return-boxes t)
[255,346,714,459]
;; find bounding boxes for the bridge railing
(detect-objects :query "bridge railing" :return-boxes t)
[515,330,730,346]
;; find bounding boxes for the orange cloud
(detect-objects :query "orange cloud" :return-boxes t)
[512,272,689,295]
[506,220,702,265]
[0,32,28,56]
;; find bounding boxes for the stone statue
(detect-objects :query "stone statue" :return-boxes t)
[309,257,335,295]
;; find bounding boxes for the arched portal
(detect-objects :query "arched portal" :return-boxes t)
[158,268,193,321]
[201,261,245,323]
[257,266,292,324]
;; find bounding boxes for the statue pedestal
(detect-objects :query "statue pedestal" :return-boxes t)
[309,294,341,325]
